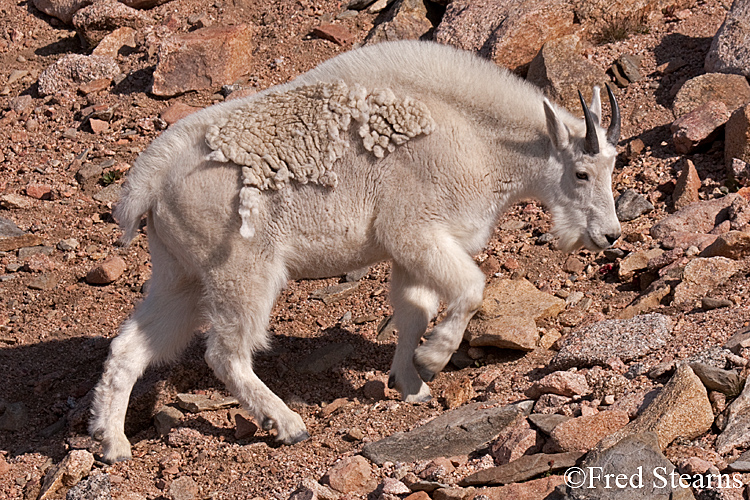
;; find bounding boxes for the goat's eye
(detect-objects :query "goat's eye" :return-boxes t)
[576,172,589,181]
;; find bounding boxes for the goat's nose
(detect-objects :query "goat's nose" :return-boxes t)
[605,232,621,246]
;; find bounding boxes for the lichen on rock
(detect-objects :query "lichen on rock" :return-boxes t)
[204,80,434,239]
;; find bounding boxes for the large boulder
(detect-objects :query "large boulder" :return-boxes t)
[726,104,750,172]
[705,0,750,77]
[72,0,151,47]
[597,364,714,452]
[672,257,739,305]
[550,314,673,370]
[32,0,91,24]
[650,194,741,242]
[716,370,750,455]
[364,0,433,44]
[672,73,750,118]
[464,278,565,351]
[151,25,254,97]
[361,401,532,464]
[526,34,609,112]
[562,432,695,499]
[37,54,121,96]
[434,0,577,73]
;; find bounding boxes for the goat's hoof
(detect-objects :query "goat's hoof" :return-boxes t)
[285,430,310,445]
[102,453,131,464]
[416,364,436,383]
[262,417,275,431]
[387,374,396,389]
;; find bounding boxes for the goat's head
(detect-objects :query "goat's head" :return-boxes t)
[542,85,622,253]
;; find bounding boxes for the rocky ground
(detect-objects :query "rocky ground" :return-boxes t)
[1,0,750,499]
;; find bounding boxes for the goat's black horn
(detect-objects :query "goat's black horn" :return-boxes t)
[605,83,621,146]
[579,90,599,155]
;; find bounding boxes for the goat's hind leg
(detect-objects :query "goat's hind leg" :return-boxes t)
[202,265,309,445]
[90,271,202,463]
[388,263,439,402]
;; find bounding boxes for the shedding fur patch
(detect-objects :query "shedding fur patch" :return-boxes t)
[204,81,435,239]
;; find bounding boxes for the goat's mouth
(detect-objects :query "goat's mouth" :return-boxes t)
[584,232,614,252]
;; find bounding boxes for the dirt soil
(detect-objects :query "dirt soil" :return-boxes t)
[0,0,749,499]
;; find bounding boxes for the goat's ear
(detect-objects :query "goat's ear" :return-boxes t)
[590,86,602,125]
[544,98,569,150]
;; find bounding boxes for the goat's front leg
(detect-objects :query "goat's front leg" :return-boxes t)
[410,247,485,383]
[203,266,309,445]
[388,263,439,402]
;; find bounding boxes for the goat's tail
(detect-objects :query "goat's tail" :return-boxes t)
[113,175,154,246]
[112,152,160,246]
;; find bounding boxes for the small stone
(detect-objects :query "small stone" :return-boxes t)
[25,183,52,200]
[672,73,750,118]
[615,189,654,221]
[701,297,733,310]
[528,413,570,436]
[311,282,359,304]
[562,255,584,274]
[169,476,198,500]
[78,78,111,95]
[0,217,42,252]
[288,478,341,500]
[617,248,663,281]
[526,371,590,400]
[38,450,95,500]
[459,451,583,486]
[615,54,642,83]
[0,402,28,431]
[442,375,475,410]
[37,54,121,97]
[549,410,629,453]
[0,193,33,209]
[671,101,730,154]
[28,273,59,291]
[432,486,474,500]
[89,118,109,134]
[725,327,750,354]
[234,412,258,440]
[679,456,713,476]
[651,194,741,242]
[58,238,79,251]
[298,343,355,373]
[92,183,121,205]
[154,406,184,436]
[419,457,456,481]
[86,256,126,285]
[65,472,111,500]
[673,257,739,305]
[321,455,377,495]
[533,394,571,414]
[465,278,564,351]
[490,422,541,465]
[672,159,702,210]
[362,379,386,400]
[312,24,354,45]
[159,103,201,126]
[700,230,750,260]
[726,449,750,472]
[151,25,255,97]
[175,393,239,413]
[92,26,138,58]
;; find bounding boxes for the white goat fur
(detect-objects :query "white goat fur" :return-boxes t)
[91,40,621,462]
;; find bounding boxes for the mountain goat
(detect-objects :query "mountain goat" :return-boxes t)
[91,40,621,462]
